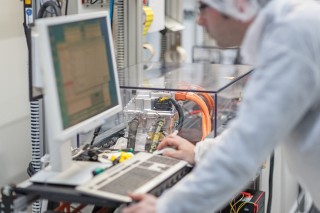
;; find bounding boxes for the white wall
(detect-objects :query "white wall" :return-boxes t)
[0,0,31,187]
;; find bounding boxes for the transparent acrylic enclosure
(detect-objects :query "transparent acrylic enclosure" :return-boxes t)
[118,62,252,145]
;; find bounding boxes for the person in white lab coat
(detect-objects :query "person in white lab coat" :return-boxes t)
[122,0,320,212]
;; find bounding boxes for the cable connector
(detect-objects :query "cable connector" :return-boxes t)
[175,92,187,101]
[153,97,172,111]
[241,191,252,197]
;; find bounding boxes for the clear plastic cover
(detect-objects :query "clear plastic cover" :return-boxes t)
[119,62,252,142]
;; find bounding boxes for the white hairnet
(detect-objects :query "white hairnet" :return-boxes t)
[201,0,270,21]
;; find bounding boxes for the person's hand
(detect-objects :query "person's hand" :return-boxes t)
[157,133,196,165]
[122,193,157,213]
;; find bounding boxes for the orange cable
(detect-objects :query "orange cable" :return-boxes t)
[186,93,211,135]
[178,83,215,115]
[176,92,211,139]
[198,92,215,115]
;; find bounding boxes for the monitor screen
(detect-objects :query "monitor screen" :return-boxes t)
[48,17,119,129]
[37,11,122,142]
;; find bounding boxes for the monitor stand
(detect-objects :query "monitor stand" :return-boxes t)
[30,139,111,186]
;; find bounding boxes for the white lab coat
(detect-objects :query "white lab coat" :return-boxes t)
[157,0,320,212]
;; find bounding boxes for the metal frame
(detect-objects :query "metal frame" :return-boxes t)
[0,181,121,213]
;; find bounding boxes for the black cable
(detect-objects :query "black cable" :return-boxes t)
[27,162,37,177]
[65,0,69,15]
[38,1,62,18]
[168,98,184,131]
[90,0,99,4]
[54,0,61,9]
[90,126,102,146]
[296,185,302,213]
[234,48,242,64]
[57,0,61,9]
[23,20,35,101]
[267,151,275,213]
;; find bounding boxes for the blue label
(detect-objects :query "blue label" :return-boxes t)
[26,8,33,16]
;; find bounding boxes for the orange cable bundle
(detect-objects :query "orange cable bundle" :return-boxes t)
[175,92,211,140]
[178,83,215,116]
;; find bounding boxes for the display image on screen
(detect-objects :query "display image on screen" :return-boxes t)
[48,18,118,129]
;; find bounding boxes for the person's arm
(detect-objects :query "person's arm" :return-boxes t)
[156,33,319,213]
[194,133,225,163]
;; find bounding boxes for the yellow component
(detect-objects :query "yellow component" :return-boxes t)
[110,155,117,161]
[120,152,134,162]
[159,97,169,102]
[119,152,125,163]
[111,152,134,163]
[25,0,32,4]
[143,6,154,36]
[119,157,125,163]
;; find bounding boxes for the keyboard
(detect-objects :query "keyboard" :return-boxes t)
[76,152,190,202]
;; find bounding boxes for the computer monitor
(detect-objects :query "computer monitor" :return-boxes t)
[31,11,122,185]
